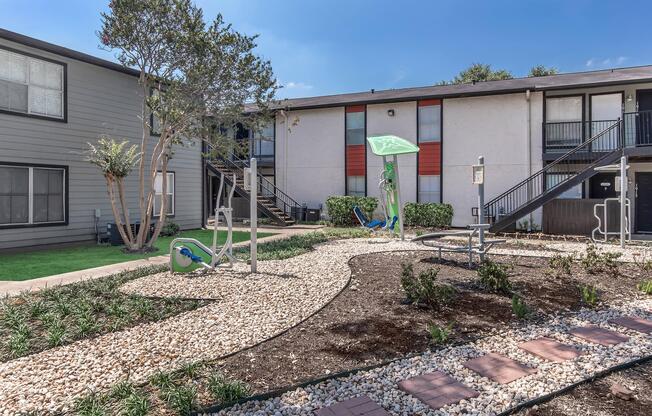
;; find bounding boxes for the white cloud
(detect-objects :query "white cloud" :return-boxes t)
[586,58,595,67]
[284,81,313,90]
[586,56,627,68]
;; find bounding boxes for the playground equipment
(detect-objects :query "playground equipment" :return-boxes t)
[170,158,258,273]
[356,135,420,240]
[413,156,505,266]
[592,157,631,246]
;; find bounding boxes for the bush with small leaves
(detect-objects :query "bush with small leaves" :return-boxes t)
[580,244,621,275]
[477,260,512,294]
[74,391,107,416]
[549,254,573,276]
[207,373,250,404]
[400,265,455,309]
[638,280,652,295]
[580,285,599,307]
[427,322,453,345]
[511,295,530,319]
[400,263,418,302]
[163,384,197,415]
[123,392,150,416]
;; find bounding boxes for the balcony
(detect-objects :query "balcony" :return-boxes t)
[543,111,652,158]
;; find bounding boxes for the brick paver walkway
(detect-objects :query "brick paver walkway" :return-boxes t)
[569,325,630,346]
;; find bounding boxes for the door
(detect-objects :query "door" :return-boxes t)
[590,93,622,151]
[636,90,652,145]
[589,172,617,199]
[636,172,652,233]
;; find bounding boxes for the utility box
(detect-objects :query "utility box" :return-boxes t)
[107,222,153,246]
[305,207,321,222]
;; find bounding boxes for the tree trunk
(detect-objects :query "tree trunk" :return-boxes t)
[116,178,135,243]
[147,154,169,247]
[135,78,149,248]
[105,176,135,250]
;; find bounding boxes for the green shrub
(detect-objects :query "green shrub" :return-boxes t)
[160,221,181,237]
[74,391,107,416]
[122,392,150,416]
[549,254,573,276]
[162,384,197,415]
[477,260,512,294]
[427,322,453,345]
[400,265,455,309]
[579,285,599,307]
[207,373,249,404]
[580,244,621,275]
[404,202,453,228]
[638,280,652,295]
[511,295,530,319]
[325,196,378,226]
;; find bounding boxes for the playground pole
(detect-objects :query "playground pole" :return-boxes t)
[250,158,257,273]
[393,154,405,241]
[478,156,485,251]
[620,155,626,248]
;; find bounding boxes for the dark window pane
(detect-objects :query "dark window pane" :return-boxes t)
[48,194,63,221]
[49,170,63,191]
[0,195,10,224]
[33,194,48,222]
[11,168,28,194]
[33,168,49,194]
[0,167,12,194]
[11,195,28,223]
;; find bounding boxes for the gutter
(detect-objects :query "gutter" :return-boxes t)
[526,89,533,231]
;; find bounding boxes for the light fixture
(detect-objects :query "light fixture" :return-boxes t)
[387,109,395,117]
[626,94,633,102]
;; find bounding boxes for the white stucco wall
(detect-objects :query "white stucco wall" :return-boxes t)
[366,101,418,208]
[275,107,345,209]
[443,92,543,227]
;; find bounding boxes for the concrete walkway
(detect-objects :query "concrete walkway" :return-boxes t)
[0,225,320,297]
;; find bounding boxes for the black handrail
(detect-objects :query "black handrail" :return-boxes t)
[203,141,303,221]
[484,120,623,223]
[623,109,652,147]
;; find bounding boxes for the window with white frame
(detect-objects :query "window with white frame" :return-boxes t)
[154,172,175,216]
[0,165,66,226]
[418,104,441,142]
[546,173,582,199]
[347,175,365,197]
[0,48,65,119]
[419,175,441,203]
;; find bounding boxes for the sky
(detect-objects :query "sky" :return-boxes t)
[1,0,651,99]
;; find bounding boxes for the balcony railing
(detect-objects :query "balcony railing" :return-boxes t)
[623,110,652,147]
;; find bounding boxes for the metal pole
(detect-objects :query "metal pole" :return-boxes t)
[393,155,404,241]
[620,155,627,248]
[478,156,485,252]
[250,158,257,273]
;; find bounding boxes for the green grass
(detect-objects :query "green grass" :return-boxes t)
[0,230,273,281]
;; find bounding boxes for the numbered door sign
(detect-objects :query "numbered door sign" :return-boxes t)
[472,165,485,185]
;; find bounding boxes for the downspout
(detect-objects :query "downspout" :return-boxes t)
[279,109,289,190]
[526,89,533,231]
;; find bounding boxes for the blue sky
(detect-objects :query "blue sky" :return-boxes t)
[1,0,651,98]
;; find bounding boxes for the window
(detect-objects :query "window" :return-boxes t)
[154,172,175,216]
[0,164,66,226]
[150,88,162,135]
[546,173,582,199]
[345,111,365,145]
[252,121,275,157]
[419,175,441,203]
[0,47,65,120]
[418,104,441,142]
[347,176,365,197]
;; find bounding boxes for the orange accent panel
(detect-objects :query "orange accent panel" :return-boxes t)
[346,144,366,176]
[418,142,441,175]
[346,105,365,113]
[418,99,441,107]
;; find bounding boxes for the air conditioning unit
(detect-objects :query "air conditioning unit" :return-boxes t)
[107,222,153,246]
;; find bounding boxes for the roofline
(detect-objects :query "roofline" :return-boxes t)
[0,28,140,77]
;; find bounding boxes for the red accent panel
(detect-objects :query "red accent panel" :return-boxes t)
[346,144,366,176]
[418,142,441,175]
[346,105,365,113]
[418,99,441,107]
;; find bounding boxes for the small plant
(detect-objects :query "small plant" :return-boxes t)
[29,300,47,318]
[179,361,202,379]
[163,384,197,415]
[580,285,599,307]
[73,391,107,416]
[602,251,622,274]
[46,321,67,348]
[110,380,135,400]
[160,220,181,237]
[130,296,154,318]
[638,280,652,295]
[76,314,99,338]
[122,392,150,416]
[511,295,530,319]
[400,265,454,308]
[7,331,30,358]
[207,373,250,404]
[549,254,573,276]
[580,244,621,275]
[150,370,175,391]
[400,263,418,302]
[477,260,512,294]
[427,322,453,345]
[2,303,25,330]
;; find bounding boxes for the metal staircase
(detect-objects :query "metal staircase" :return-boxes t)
[204,144,302,226]
[484,120,624,232]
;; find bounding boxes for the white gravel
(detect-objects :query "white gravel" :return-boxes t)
[212,298,652,416]
[0,238,431,415]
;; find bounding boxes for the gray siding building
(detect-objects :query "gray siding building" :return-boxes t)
[0,29,203,250]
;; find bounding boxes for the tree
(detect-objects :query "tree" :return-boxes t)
[450,63,513,84]
[529,65,559,77]
[92,0,277,251]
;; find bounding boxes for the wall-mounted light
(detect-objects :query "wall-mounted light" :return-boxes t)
[387,109,395,117]
[626,94,633,102]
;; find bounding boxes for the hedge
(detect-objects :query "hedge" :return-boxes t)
[404,202,453,228]
[325,196,378,226]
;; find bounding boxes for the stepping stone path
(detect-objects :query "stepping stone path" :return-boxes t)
[317,395,389,416]
[609,316,652,334]
[306,317,647,416]
[569,325,630,346]
[398,371,479,410]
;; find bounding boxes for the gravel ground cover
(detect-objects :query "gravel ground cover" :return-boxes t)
[212,298,652,416]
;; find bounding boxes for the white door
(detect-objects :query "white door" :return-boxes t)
[591,93,622,150]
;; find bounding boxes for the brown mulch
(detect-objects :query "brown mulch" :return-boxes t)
[206,251,649,403]
[519,360,652,416]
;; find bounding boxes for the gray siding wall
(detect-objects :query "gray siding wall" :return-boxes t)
[0,38,203,250]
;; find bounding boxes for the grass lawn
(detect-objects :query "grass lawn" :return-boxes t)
[0,229,274,282]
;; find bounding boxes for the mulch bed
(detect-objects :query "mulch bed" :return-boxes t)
[207,251,650,405]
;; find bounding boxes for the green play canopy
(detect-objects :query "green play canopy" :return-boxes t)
[367,134,420,156]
